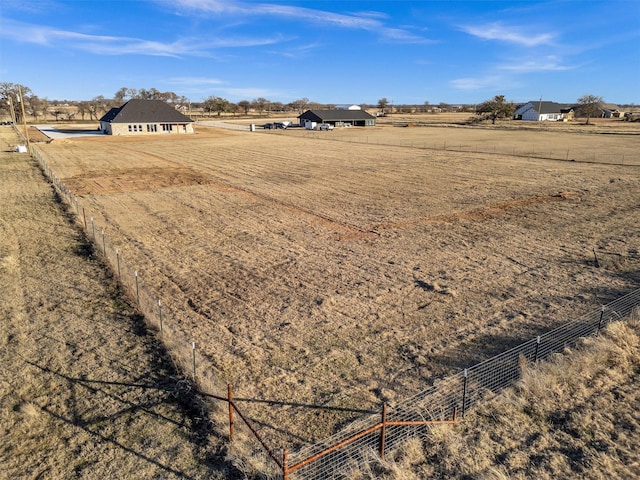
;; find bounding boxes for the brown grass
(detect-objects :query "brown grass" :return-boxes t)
[6,114,640,476]
[0,126,232,479]
[355,313,640,479]
[30,120,640,454]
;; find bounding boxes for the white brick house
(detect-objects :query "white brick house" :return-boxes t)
[514,101,574,121]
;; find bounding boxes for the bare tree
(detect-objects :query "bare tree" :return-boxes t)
[76,101,90,120]
[291,97,309,114]
[203,96,231,117]
[576,94,603,125]
[114,87,129,103]
[87,95,110,120]
[25,95,47,121]
[0,82,32,123]
[378,97,389,115]
[252,97,269,114]
[51,108,64,121]
[237,100,251,115]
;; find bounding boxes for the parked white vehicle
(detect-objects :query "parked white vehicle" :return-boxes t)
[319,123,334,131]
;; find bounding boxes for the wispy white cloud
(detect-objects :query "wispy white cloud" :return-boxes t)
[163,0,429,43]
[379,27,431,44]
[167,76,225,86]
[460,22,555,47]
[268,43,322,59]
[450,75,509,91]
[0,19,283,57]
[218,86,280,98]
[498,56,577,73]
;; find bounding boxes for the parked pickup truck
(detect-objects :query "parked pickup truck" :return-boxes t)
[319,123,334,130]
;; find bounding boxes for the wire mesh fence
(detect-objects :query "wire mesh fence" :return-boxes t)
[30,139,640,480]
[287,288,640,479]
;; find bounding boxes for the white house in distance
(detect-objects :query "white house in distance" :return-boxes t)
[514,101,574,121]
[99,99,194,135]
[335,104,362,110]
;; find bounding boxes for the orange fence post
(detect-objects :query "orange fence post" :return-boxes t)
[379,403,387,459]
[228,384,234,442]
[283,449,289,480]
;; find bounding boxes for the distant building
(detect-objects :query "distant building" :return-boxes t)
[99,99,194,135]
[334,104,362,110]
[600,104,623,118]
[298,109,376,128]
[514,101,574,121]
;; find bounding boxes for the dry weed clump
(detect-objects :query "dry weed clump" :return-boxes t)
[352,316,640,479]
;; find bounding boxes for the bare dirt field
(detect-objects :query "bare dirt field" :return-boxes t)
[26,119,640,458]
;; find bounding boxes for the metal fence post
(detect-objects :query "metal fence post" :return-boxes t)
[596,305,605,336]
[534,336,541,362]
[228,384,235,442]
[379,403,387,459]
[283,449,289,480]
[158,299,163,336]
[462,369,468,417]
[192,342,197,385]
[134,270,139,304]
[91,217,95,239]
[101,229,106,255]
[115,248,121,278]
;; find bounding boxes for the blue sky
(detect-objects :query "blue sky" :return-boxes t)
[1,0,639,105]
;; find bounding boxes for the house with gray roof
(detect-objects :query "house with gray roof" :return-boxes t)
[99,99,194,135]
[513,101,574,121]
[600,103,623,118]
[298,109,376,128]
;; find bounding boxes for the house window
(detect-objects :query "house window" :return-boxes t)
[161,123,173,132]
[147,124,157,132]
[128,125,132,132]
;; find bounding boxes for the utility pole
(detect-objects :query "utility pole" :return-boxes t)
[18,86,32,156]
[538,96,543,122]
[7,96,17,124]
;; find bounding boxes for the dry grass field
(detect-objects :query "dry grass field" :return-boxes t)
[10,117,640,465]
[0,127,234,479]
[354,313,640,479]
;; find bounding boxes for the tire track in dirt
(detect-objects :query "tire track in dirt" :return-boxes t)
[68,142,377,242]
[371,191,581,231]
[171,153,379,242]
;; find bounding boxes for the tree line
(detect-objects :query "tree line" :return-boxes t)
[0,83,335,122]
[0,82,610,124]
